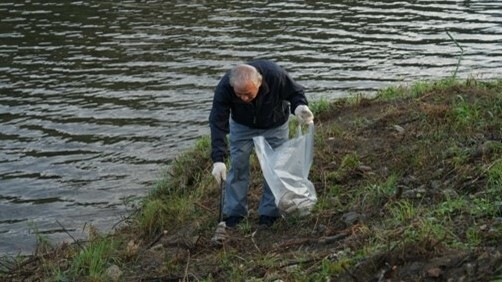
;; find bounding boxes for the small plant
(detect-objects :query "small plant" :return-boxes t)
[67,236,119,280]
[309,98,331,115]
[28,222,53,255]
[470,197,497,218]
[396,217,446,246]
[377,85,407,100]
[388,200,417,223]
[236,218,252,233]
[336,152,360,177]
[313,195,334,213]
[486,160,502,200]
[327,184,341,197]
[446,31,464,79]
[318,256,353,277]
[217,250,247,281]
[410,80,434,97]
[151,136,212,197]
[452,95,480,129]
[465,226,482,247]
[137,198,170,237]
[375,174,398,196]
[436,197,468,219]
[256,252,280,269]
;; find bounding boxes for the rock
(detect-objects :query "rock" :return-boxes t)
[426,267,442,277]
[430,180,441,190]
[403,186,427,199]
[151,243,164,251]
[393,124,405,134]
[126,240,139,257]
[448,276,467,282]
[312,224,326,235]
[402,175,418,185]
[464,263,475,277]
[442,189,459,199]
[341,211,364,226]
[105,264,123,282]
[357,165,372,172]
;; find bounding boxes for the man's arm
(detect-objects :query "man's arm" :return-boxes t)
[278,68,308,112]
[209,78,231,163]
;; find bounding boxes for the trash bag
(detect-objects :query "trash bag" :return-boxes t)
[253,123,317,217]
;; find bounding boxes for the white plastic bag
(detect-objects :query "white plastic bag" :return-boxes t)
[253,123,317,217]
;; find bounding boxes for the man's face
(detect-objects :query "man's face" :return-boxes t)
[234,82,259,103]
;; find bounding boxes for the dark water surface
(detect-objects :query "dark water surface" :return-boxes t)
[1,0,501,254]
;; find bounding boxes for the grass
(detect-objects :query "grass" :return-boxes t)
[2,78,502,281]
[66,236,119,279]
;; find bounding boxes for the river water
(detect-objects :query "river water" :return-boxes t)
[1,0,501,255]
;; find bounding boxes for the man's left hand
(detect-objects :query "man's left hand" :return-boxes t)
[294,105,314,125]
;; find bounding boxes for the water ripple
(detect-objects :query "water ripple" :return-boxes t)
[1,0,501,255]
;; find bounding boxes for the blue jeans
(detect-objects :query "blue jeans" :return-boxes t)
[224,119,289,218]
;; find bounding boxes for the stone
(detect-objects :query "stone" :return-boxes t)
[105,264,123,282]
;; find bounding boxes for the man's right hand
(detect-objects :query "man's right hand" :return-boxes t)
[211,162,227,184]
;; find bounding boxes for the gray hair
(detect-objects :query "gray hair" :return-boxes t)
[229,64,262,88]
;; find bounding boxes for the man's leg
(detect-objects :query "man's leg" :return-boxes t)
[258,121,289,218]
[224,120,255,218]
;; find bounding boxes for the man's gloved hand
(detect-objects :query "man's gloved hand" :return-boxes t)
[294,105,314,125]
[211,162,227,184]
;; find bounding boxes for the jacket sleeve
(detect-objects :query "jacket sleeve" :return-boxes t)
[277,65,308,113]
[209,77,231,163]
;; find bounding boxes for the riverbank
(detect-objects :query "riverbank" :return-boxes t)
[2,78,501,281]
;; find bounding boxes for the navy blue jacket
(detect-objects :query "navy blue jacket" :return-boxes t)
[209,60,308,163]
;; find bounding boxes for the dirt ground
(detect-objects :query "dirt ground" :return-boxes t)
[122,83,501,281]
[2,81,501,281]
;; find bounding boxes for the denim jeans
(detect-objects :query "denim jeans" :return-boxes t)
[224,119,289,218]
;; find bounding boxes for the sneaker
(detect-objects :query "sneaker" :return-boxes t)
[258,215,279,228]
[224,216,244,228]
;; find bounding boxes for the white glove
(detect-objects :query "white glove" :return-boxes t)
[211,162,227,184]
[294,105,314,125]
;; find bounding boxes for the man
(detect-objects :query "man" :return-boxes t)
[209,60,314,228]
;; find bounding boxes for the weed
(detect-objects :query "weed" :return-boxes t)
[309,98,331,115]
[66,236,119,280]
[137,198,171,236]
[446,31,464,79]
[28,222,53,255]
[326,152,360,182]
[319,256,353,277]
[313,195,334,213]
[436,197,468,219]
[486,160,502,199]
[410,80,434,97]
[377,85,407,100]
[388,200,417,223]
[471,197,497,218]
[465,226,482,247]
[452,95,481,129]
